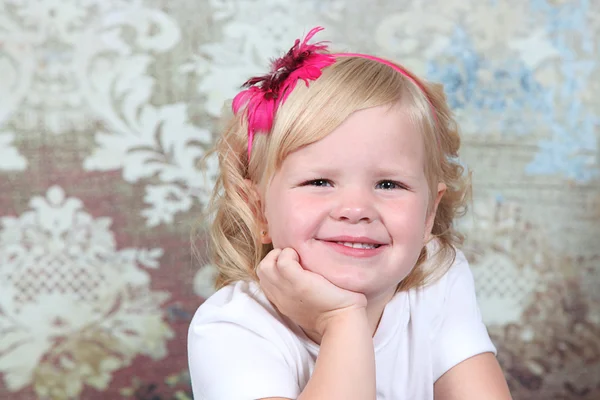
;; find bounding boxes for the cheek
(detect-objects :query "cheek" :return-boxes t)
[386,198,430,239]
[266,194,325,248]
[392,195,428,220]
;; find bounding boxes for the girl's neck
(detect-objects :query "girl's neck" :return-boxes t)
[365,289,397,337]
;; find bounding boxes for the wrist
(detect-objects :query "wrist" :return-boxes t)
[319,307,369,336]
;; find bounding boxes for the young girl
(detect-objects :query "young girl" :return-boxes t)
[188,27,512,400]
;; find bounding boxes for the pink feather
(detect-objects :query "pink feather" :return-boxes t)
[232,26,335,158]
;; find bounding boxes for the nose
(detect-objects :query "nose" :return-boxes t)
[330,186,377,223]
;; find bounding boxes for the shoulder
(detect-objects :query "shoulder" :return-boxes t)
[409,248,497,381]
[188,281,305,399]
[189,280,301,346]
[407,248,474,316]
[436,248,475,302]
[190,280,276,325]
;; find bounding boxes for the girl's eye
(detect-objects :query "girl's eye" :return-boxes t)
[376,180,406,190]
[304,179,333,187]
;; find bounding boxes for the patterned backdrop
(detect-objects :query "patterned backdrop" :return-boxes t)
[0,0,598,399]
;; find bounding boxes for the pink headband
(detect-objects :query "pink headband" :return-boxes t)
[232,27,437,159]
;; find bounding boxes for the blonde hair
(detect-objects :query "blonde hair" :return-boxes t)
[204,56,469,291]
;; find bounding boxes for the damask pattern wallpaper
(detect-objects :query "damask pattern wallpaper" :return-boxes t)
[0,0,598,399]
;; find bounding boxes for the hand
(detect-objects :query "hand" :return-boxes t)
[257,248,367,340]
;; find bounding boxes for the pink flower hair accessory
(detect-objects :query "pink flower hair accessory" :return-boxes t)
[233,26,438,159]
[232,26,335,158]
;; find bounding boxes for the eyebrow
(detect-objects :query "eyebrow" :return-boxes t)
[372,165,419,175]
[289,165,422,180]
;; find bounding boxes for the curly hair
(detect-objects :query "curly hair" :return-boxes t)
[202,56,469,291]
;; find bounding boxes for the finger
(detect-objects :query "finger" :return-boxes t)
[279,247,299,263]
[276,248,303,283]
[258,249,287,304]
[256,248,282,280]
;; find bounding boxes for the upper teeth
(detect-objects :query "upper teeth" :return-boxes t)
[337,242,379,249]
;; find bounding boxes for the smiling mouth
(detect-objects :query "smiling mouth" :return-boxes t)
[334,242,381,249]
[318,239,386,258]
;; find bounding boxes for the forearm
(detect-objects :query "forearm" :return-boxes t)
[298,309,376,400]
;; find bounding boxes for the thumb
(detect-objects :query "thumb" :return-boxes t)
[280,247,300,263]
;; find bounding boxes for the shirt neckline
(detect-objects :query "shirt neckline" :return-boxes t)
[293,290,410,354]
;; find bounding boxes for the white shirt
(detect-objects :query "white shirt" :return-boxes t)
[188,250,496,399]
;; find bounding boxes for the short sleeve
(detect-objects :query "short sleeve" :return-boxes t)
[188,315,300,400]
[431,252,497,381]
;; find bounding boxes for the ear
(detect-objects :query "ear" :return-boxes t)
[424,182,446,242]
[243,179,272,244]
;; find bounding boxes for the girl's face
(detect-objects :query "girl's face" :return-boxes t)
[262,103,445,302]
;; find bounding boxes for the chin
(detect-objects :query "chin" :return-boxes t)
[320,269,376,293]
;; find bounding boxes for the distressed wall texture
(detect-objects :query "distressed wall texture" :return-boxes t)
[0,0,598,399]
